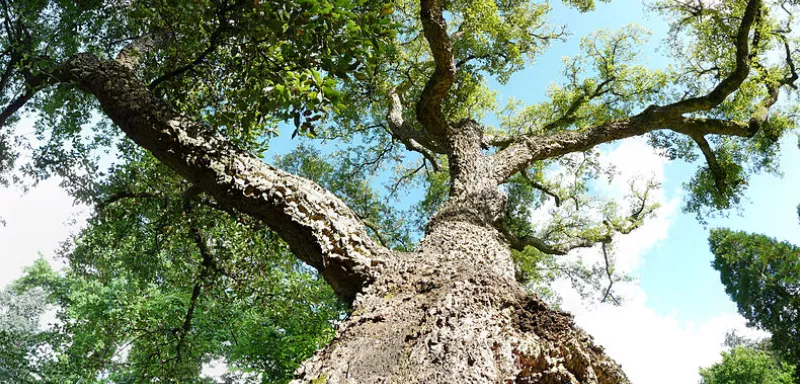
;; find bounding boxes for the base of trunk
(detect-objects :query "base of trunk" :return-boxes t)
[291,254,629,384]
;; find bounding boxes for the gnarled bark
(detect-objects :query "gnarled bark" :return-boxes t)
[57,53,386,301]
[53,53,632,382]
[291,116,629,383]
[37,4,636,381]
[292,224,629,384]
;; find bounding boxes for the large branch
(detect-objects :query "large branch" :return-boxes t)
[490,0,765,182]
[510,234,606,255]
[57,53,386,301]
[416,0,455,144]
[491,112,756,182]
[116,30,171,71]
[663,0,761,114]
[386,90,444,170]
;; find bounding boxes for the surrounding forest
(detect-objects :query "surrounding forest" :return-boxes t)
[0,0,799,382]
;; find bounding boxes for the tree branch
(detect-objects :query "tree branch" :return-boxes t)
[386,90,443,171]
[691,134,727,195]
[491,112,756,182]
[149,22,227,90]
[665,0,761,114]
[96,191,164,210]
[520,169,562,207]
[490,0,767,183]
[116,30,171,71]
[175,226,216,363]
[599,242,621,305]
[510,234,608,255]
[57,53,387,301]
[416,0,455,144]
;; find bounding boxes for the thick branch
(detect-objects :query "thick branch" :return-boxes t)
[0,74,53,128]
[691,135,728,194]
[386,91,443,171]
[116,30,171,71]
[491,112,755,182]
[490,0,765,183]
[57,53,386,301]
[416,0,455,144]
[510,234,607,255]
[665,0,761,114]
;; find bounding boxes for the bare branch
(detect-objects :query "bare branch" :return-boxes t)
[510,234,609,255]
[599,243,621,305]
[491,113,755,182]
[386,90,443,171]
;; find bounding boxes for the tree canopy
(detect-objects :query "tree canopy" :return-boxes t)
[700,346,796,384]
[1,0,800,382]
[710,228,800,381]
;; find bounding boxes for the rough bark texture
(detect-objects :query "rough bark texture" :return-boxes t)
[291,119,630,383]
[292,226,628,384]
[58,53,631,383]
[58,53,386,301]
[5,0,794,381]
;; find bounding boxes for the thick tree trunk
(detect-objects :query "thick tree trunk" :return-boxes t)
[56,53,630,383]
[291,119,629,383]
[292,222,629,384]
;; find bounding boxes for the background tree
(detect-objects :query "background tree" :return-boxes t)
[710,228,800,382]
[0,0,799,382]
[0,282,50,383]
[699,346,796,384]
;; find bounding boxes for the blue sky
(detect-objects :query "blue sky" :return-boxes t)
[2,0,798,382]
[256,1,800,381]
[489,0,799,381]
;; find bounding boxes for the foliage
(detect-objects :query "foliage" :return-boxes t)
[699,346,796,384]
[709,228,800,381]
[1,0,800,380]
[3,149,347,383]
[0,283,50,384]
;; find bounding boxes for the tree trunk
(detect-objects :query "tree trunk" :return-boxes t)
[292,221,628,384]
[56,54,630,384]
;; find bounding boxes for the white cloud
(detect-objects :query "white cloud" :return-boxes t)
[559,282,766,384]
[596,138,680,272]
[0,179,89,288]
[550,138,763,384]
[0,116,94,288]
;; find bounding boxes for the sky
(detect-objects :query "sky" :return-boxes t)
[1,0,799,383]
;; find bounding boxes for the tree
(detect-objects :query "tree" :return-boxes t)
[0,283,50,383]
[699,346,796,384]
[710,229,800,382]
[1,0,798,382]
